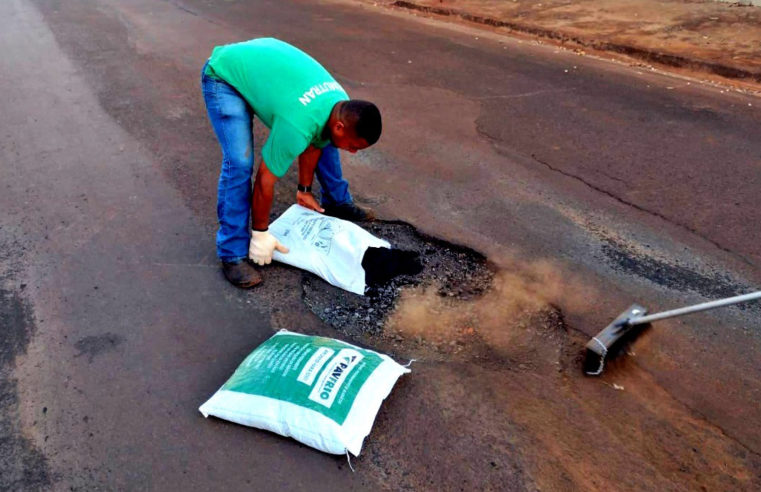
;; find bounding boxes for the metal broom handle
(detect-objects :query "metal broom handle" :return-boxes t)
[627,291,761,326]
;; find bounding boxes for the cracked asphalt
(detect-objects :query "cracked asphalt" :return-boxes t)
[1,0,760,489]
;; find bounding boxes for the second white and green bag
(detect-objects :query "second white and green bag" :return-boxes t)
[199,330,409,455]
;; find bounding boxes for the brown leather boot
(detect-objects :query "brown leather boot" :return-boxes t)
[221,259,263,288]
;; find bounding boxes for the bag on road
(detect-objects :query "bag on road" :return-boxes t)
[199,330,410,456]
[269,205,390,295]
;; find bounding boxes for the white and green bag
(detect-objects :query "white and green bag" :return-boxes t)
[269,204,390,295]
[199,330,410,456]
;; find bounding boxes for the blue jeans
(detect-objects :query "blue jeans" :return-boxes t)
[201,61,352,261]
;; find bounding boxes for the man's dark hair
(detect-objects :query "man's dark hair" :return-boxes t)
[341,100,382,145]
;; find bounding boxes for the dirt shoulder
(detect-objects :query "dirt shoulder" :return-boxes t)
[366,0,761,90]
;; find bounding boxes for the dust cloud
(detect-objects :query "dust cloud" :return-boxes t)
[386,258,596,358]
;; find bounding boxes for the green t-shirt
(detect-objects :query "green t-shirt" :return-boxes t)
[206,38,349,177]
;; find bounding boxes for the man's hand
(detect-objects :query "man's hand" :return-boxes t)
[249,230,289,265]
[296,191,325,213]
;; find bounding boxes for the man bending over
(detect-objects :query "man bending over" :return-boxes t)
[201,37,382,288]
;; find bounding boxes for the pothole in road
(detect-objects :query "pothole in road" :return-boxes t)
[301,220,582,371]
[301,220,495,337]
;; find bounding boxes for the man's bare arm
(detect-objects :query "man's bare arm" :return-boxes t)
[296,145,324,212]
[298,145,321,187]
[248,160,289,265]
[252,160,278,231]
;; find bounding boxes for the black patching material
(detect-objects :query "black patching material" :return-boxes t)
[362,247,424,287]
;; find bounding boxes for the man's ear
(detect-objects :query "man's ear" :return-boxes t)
[333,120,345,135]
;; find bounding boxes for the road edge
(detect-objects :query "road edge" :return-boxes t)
[390,0,761,89]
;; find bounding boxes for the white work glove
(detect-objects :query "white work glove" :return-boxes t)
[248,230,289,266]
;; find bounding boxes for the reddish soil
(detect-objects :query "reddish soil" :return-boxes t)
[374,0,761,90]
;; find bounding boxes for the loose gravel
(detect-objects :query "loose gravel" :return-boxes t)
[301,220,495,337]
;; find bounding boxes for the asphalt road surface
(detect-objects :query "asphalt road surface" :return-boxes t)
[2,0,760,489]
